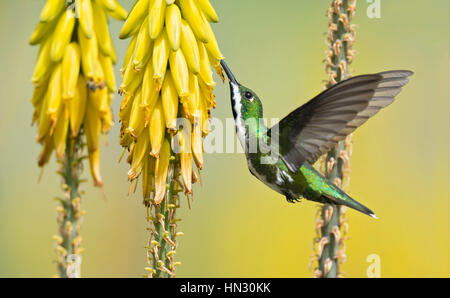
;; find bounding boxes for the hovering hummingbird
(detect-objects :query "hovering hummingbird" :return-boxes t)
[220,60,413,217]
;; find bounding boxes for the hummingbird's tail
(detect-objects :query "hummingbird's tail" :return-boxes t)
[298,163,377,217]
[320,189,377,218]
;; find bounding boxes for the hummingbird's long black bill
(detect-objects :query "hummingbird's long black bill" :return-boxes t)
[220,60,239,85]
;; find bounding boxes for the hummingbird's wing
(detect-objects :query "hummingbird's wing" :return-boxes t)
[269,70,413,172]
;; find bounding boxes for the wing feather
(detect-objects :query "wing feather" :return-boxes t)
[269,70,413,172]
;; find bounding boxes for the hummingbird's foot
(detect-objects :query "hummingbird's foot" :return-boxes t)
[285,193,301,203]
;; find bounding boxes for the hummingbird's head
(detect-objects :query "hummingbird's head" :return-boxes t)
[220,60,263,122]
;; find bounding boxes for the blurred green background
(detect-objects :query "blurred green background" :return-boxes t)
[0,0,448,277]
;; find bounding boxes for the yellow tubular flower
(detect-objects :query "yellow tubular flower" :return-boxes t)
[142,156,155,200]
[99,54,117,92]
[152,30,171,90]
[141,61,159,122]
[148,0,166,39]
[30,0,127,277]
[53,104,69,160]
[119,0,149,39]
[149,99,165,158]
[128,131,150,181]
[169,49,190,99]
[30,0,127,183]
[188,71,201,119]
[99,0,116,11]
[37,91,52,143]
[202,13,223,60]
[178,0,209,43]
[153,138,170,204]
[32,37,54,86]
[191,119,203,169]
[161,70,178,132]
[31,76,49,110]
[62,43,81,101]
[78,25,98,82]
[127,88,145,138]
[118,0,223,278]
[180,19,201,75]
[93,1,116,61]
[105,0,128,21]
[84,89,103,186]
[69,76,88,138]
[38,134,54,167]
[198,40,215,88]
[46,64,63,126]
[40,0,66,23]
[179,125,193,194]
[30,19,57,46]
[77,0,95,38]
[165,4,181,51]
[50,9,76,62]
[133,16,153,72]
[196,0,218,23]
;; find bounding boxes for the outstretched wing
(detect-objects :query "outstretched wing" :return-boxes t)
[269,70,413,173]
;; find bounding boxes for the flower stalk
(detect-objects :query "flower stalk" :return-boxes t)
[55,131,85,277]
[312,0,356,278]
[145,162,183,278]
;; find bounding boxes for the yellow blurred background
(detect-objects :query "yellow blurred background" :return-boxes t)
[0,0,448,277]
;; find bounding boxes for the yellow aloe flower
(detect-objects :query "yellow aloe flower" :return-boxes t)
[118,0,223,278]
[31,0,126,185]
[29,0,126,277]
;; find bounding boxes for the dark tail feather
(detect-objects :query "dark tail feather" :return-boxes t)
[321,193,378,219]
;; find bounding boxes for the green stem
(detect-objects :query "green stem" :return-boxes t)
[314,0,356,278]
[318,142,346,278]
[55,130,84,278]
[145,163,181,278]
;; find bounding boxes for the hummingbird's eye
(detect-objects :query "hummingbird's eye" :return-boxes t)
[244,91,253,100]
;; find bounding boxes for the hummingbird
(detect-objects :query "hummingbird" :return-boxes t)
[220,60,413,217]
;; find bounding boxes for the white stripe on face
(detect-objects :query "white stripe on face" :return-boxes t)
[231,82,246,149]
